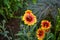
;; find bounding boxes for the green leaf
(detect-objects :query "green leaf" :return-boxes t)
[16,1,23,8]
[46,32,55,40]
[32,0,37,4]
[15,32,27,36]
[16,32,23,36]
[30,24,37,32]
[0,9,7,20]
[57,34,60,40]
[4,0,10,8]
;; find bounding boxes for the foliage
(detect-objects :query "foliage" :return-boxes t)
[56,8,60,40]
[0,0,23,20]
[0,0,60,40]
[0,20,10,40]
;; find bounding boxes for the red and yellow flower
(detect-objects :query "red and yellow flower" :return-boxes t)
[22,10,37,26]
[36,28,45,40]
[41,20,51,30]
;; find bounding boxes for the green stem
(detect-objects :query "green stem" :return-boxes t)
[9,28,15,40]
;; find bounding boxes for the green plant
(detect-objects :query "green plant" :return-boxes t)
[0,0,60,40]
[0,20,10,40]
[0,0,23,20]
[55,8,60,40]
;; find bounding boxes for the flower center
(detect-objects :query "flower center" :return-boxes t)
[26,15,33,22]
[38,30,44,37]
[43,22,49,28]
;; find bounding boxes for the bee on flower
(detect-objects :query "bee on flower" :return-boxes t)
[22,10,37,26]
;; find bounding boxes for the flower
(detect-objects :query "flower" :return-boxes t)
[41,20,51,30]
[22,10,37,26]
[36,28,45,40]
